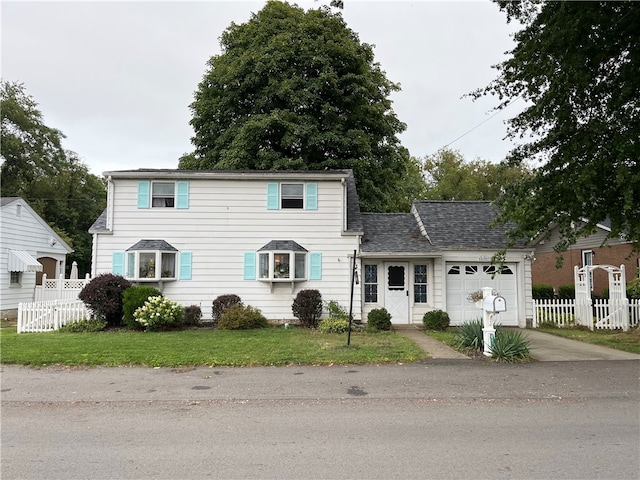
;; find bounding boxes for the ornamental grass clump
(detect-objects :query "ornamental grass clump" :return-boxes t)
[134,296,185,332]
[454,319,484,350]
[490,329,532,363]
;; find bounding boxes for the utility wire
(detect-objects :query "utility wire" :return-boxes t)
[443,95,523,149]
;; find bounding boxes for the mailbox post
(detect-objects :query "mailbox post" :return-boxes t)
[480,287,507,356]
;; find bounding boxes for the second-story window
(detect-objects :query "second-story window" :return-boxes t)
[266,182,317,210]
[138,181,189,209]
[281,184,304,209]
[152,182,175,208]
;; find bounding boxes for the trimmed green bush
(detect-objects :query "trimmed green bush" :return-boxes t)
[217,305,269,330]
[184,305,202,327]
[212,294,243,325]
[58,318,107,333]
[78,273,132,326]
[422,309,450,331]
[490,329,532,362]
[319,317,350,334]
[557,284,575,299]
[366,308,392,332]
[123,285,163,329]
[292,289,323,328]
[532,284,554,299]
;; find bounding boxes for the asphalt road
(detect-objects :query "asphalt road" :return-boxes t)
[2,360,639,480]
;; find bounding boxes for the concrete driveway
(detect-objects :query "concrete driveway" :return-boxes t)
[522,329,640,361]
[395,325,640,361]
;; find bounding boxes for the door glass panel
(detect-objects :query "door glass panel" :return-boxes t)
[388,266,405,291]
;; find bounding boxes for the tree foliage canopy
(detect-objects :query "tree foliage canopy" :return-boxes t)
[181,0,415,212]
[472,1,639,251]
[1,80,106,275]
[421,148,530,202]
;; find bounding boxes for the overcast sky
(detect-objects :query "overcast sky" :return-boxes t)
[2,0,523,176]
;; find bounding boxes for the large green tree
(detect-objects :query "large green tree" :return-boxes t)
[181,0,414,212]
[472,1,639,251]
[421,148,530,201]
[1,80,106,275]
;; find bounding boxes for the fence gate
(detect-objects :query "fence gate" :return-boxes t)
[574,264,629,331]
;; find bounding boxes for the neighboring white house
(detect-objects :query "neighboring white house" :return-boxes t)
[1,197,73,318]
[89,170,534,326]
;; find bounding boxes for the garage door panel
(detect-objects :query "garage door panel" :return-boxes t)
[446,263,517,326]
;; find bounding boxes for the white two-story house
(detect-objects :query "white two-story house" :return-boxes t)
[89,169,533,326]
[89,169,363,321]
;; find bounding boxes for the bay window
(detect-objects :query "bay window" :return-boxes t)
[125,240,178,281]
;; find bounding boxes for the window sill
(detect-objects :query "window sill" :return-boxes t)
[258,277,306,293]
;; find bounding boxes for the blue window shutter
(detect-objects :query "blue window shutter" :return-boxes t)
[137,181,150,209]
[179,252,192,280]
[244,252,256,280]
[176,181,189,209]
[309,252,322,280]
[112,251,125,275]
[267,183,279,210]
[305,183,318,210]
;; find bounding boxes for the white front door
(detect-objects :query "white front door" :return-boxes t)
[385,263,409,324]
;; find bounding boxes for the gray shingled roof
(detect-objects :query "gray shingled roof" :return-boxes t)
[412,201,527,249]
[88,209,108,233]
[127,240,178,251]
[258,240,307,252]
[345,170,363,233]
[361,213,438,253]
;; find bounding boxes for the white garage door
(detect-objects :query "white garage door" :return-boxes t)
[446,263,518,326]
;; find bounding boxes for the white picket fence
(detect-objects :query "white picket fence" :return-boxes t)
[533,298,640,331]
[17,300,89,333]
[34,273,90,302]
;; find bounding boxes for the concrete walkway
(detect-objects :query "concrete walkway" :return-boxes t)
[394,325,640,361]
[394,325,470,360]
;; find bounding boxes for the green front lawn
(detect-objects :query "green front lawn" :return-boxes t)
[0,327,427,367]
